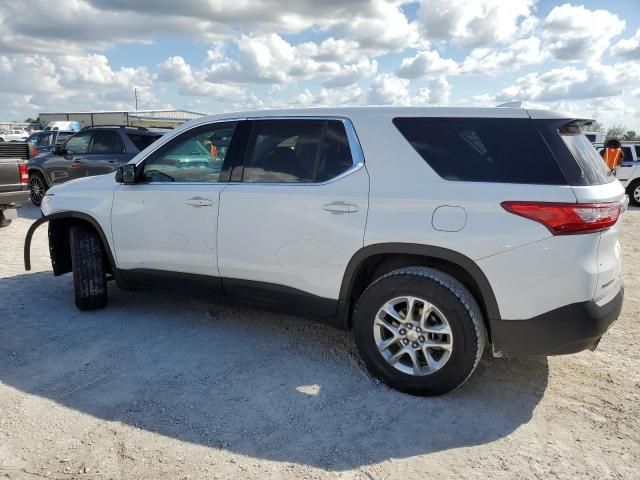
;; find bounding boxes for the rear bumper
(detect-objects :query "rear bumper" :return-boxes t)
[0,190,29,207]
[490,286,624,356]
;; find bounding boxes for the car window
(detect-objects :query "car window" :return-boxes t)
[143,122,237,183]
[128,133,161,151]
[393,117,567,185]
[635,146,640,160]
[242,119,354,183]
[621,146,634,163]
[64,132,92,154]
[90,131,125,154]
[38,132,54,146]
[26,133,40,144]
[56,132,74,144]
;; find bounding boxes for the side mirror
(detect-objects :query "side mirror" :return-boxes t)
[116,164,137,184]
[53,145,65,156]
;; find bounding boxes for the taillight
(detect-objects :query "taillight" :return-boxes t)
[501,201,622,235]
[19,163,28,184]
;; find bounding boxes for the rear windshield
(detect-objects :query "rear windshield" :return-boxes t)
[128,133,161,151]
[393,117,567,184]
[550,122,615,185]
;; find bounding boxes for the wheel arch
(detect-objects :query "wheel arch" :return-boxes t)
[340,243,500,335]
[24,211,116,276]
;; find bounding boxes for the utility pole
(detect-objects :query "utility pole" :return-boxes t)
[134,88,138,111]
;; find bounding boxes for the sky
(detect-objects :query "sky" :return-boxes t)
[0,0,639,131]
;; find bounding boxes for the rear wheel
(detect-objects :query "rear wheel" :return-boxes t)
[628,180,640,207]
[352,267,486,396]
[29,172,47,206]
[70,224,108,311]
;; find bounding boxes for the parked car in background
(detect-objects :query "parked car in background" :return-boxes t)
[24,107,626,396]
[27,125,163,205]
[0,141,35,226]
[26,130,76,154]
[595,142,640,206]
[0,129,29,142]
[43,120,81,132]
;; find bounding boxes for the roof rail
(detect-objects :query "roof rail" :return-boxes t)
[79,125,149,131]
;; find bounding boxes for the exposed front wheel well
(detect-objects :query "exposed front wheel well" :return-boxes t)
[49,217,113,277]
[344,252,494,339]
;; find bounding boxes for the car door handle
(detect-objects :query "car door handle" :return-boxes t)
[185,197,214,207]
[323,202,359,214]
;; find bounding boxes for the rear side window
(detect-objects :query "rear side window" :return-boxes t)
[90,131,124,154]
[393,117,567,184]
[55,132,73,144]
[622,146,634,162]
[128,133,161,151]
[635,146,640,160]
[552,122,615,185]
[242,119,353,183]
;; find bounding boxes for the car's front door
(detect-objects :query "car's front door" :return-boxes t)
[111,121,239,279]
[43,131,92,185]
[217,118,369,315]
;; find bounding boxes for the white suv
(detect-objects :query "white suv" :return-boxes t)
[24,108,627,396]
[594,142,640,206]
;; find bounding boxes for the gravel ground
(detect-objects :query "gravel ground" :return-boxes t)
[0,203,639,480]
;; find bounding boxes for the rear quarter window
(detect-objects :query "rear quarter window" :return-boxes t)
[128,133,161,151]
[393,117,567,184]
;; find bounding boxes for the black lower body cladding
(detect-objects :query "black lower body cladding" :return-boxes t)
[489,288,623,357]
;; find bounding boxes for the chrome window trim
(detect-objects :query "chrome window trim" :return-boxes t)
[133,116,365,187]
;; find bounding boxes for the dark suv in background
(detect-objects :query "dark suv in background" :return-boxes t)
[28,126,163,205]
[26,130,76,154]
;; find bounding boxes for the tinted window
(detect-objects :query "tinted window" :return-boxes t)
[622,146,634,163]
[128,133,161,151]
[556,123,615,185]
[90,131,124,154]
[143,122,236,183]
[26,133,40,144]
[65,132,92,154]
[393,117,567,184]
[38,132,54,146]
[635,146,640,160]
[56,132,73,144]
[242,120,353,183]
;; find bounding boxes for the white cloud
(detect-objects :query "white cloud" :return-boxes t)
[611,28,640,60]
[416,0,535,48]
[397,50,459,79]
[460,37,546,74]
[323,58,378,88]
[497,66,622,102]
[542,4,625,61]
[368,73,411,105]
[157,56,246,100]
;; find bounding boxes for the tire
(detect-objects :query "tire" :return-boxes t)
[29,172,47,206]
[352,267,486,396]
[70,224,108,311]
[627,179,640,207]
[0,210,11,228]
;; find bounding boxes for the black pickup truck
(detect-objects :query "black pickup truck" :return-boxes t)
[0,142,33,227]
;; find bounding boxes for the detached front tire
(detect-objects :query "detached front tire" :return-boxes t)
[70,224,107,311]
[353,267,486,396]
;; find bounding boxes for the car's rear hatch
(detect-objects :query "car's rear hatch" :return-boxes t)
[531,112,627,304]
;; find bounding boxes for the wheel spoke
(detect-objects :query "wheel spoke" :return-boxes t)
[380,303,404,323]
[374,315,399,336]
[377,337,399,352]
[405,296,418,322]
[422,323,452,336]
[424,336,453,351]
[387,347,407,365]
[407,349,421,375]
[422,347,441,371]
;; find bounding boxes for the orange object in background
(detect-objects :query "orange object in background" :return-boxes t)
[602,147,623,169]
[209,143,218,157]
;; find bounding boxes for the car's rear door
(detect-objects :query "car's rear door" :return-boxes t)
[216,117,369,315]
[84,130,132,176]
